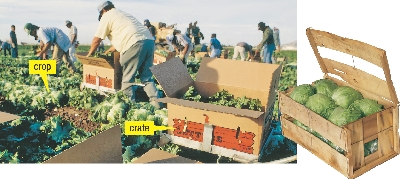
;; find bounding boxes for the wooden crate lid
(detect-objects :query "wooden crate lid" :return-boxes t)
[306,28,399,105]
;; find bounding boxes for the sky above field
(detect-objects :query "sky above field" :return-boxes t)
[0,0,296,46]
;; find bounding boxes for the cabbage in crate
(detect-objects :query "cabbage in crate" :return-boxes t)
[350,98,383,117]
[290,84,316,105]
[331,86,364,109]
[328,106,363,127]
[305,93,337,119]
[313,79,339,97]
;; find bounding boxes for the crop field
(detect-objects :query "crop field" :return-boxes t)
[0,45,297,163]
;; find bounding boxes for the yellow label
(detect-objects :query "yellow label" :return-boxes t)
[124,121,175,135]
[29,60,56,92]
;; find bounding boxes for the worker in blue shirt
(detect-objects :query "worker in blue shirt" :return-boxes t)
[208,33,222,58]
[0,40,12,56]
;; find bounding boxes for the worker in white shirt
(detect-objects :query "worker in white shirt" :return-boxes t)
[65,20,78,62]
[166,30,194,65]
[24,23,77,75]
[86,1,161,109]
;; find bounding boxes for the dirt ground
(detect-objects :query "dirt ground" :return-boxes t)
[43,106,99,132]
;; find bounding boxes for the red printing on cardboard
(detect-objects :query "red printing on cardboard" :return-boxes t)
[172,118,255,154]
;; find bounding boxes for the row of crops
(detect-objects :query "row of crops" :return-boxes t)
[0,49,297,163]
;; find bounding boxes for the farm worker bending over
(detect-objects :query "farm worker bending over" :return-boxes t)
[86,1,162,109]
[207,33,222,58]
[200,43,207,52]
[65,20,78,63]
[24,23,77,76]
[232,42,254,61]
[165,34,175,52]
[166,30,194,65]
[144,19,156,42]
[0,40,12,56]
[255,22,275,64]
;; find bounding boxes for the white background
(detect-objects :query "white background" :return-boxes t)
[296,0,400,179]
[3,0,400,178]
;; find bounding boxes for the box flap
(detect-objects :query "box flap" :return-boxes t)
[0,111,19,124]
[132,148,200,163]
[43,125,122,163]
[150,58,194,98]
[306,28,399,105]
[196,57,282,106]
[157,97,265,118]
[196,57,281,92]
[76,52,113,69]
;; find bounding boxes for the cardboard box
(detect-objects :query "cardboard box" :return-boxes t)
[154,51,176,65]
[132,148,201,163]
[43,125,122,163]
[195,52,209,58]
[150,57,282,162]
[279,28,400,179]
[0,111,19,124]
[76,52,122,93]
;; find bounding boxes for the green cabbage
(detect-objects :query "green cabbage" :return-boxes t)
[328,106,362,126]
[364,138,378,157]
[290,84,316,105]
[313,79,339,97]
[331,86,364,109]
[305,93,337,119]
[350,98,383,117]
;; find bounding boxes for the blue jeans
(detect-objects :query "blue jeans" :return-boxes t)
[210,49,221,58]
[11,47,18,58]
[262,44,276,64]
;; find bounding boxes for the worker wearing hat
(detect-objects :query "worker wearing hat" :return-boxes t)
[144,19,156,42]
[86,1,161,109]
[65,20,78,62]
[24,23,77,75]
[166,29,194,65]
[255,22,275,64]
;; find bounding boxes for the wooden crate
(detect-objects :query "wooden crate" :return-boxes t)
[279,28,400,179]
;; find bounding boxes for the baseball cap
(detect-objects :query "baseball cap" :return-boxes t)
[97,1,114,21]
[144,19,149,25]
[65,20,72,26]
[24,23,36,35]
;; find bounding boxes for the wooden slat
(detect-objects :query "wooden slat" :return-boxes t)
[393,106,400,153]
[363,114,378,140]
[351,141,365,170]
[326,76,394,108]
[279,92,311,126]
[306,28,328,74]
[308,28,398,107]
[377,108,393,132]
[353,151,398,178]
[380,51,399,105]
[281,117,350,177]
[309,29,384,68]
[322,58,393,103]
[279,92,349,151]
[378,128,394,158]
[364,151,379,165]
[347,120,363,144]
[364,134,378,145]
